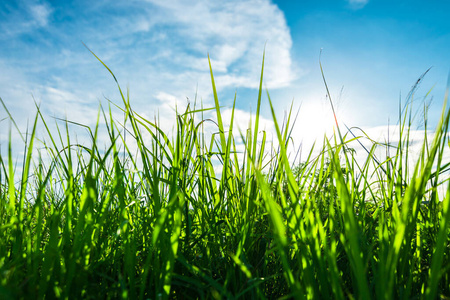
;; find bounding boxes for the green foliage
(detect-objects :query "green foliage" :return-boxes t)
[0,53,449,299]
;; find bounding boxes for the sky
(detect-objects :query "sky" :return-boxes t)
[0,0,449,163]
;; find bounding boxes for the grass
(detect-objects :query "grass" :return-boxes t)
[0,52,450,299]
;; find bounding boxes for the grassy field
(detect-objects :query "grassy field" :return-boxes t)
[1,53,450,299]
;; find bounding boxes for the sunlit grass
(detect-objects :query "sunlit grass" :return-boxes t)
[0,51,449,299]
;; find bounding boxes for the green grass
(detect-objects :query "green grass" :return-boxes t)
[1,52,450,299]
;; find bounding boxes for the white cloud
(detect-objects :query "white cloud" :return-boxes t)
[47,0,297,135]
[347,0,369,9]
[0,0,296,170]
[139,0,296,90]
[222,107,275,135]
[0,1,53,37]
[28,2,52,27]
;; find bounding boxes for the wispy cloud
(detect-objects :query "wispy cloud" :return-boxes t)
[0,0,297,160]
[136,0,296,90]
[0,0,53,37]
[347,0,369,9]
[28,2,52,27]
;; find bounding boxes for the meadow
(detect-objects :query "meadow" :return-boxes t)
[1,52,450,299]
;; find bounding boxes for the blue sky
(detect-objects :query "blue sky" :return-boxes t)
[0,0,449,156]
